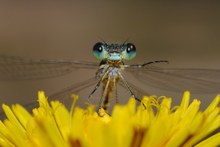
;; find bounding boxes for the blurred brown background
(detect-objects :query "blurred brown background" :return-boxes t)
[0,1,219,111]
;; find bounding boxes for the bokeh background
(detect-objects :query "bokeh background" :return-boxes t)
[0,1,219,113]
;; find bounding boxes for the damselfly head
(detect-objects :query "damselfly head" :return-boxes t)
[93,42,136,61]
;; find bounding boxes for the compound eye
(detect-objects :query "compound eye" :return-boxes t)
[123,43,136,60]
[126,43,136,53]
[93,42,105,60]
[93,42,103,52]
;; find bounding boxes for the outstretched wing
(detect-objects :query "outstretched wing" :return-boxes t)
[0,54,99,80]
[49,77,98,100]
[126,63,220,94]
[0,77,98,119]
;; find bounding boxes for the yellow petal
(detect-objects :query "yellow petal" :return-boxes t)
[195,132,220,147]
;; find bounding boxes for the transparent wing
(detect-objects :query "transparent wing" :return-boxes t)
[0,77,98,119]
[49,77,98,100]
[118,80,150,97]
[0,54,99,80]
[126,64,220,94]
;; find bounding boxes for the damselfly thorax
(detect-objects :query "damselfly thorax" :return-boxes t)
[97,65,121,110]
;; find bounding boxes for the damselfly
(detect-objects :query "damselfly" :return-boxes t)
[0,42,220,112]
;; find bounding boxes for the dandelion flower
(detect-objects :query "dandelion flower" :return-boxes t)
[0,91,219,147]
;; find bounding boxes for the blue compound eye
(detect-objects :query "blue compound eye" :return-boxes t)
[123,43,136,60]
[93,42,106,60]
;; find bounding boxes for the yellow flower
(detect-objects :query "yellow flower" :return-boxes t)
[0,91,219,147]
